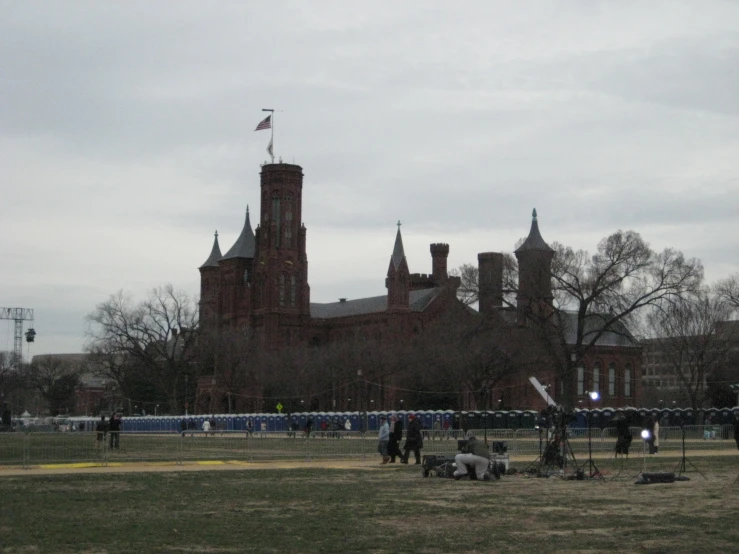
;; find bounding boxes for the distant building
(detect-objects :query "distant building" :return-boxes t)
[30,353,116,416]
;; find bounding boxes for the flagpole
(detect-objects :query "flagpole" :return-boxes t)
[262,108,275,163]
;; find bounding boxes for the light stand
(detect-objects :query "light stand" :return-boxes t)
[583,391,604,481]
[673,424,707,480]
[640,429,650,477]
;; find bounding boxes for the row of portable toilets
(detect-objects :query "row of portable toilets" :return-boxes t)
[69,406,738,434]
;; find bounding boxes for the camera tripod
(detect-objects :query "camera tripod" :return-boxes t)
[673,425,707,480]
[526,423,579,478]
[578,412,605,481]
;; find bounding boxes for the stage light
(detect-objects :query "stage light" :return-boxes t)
[641,429,650,440]
[588,391,599,401]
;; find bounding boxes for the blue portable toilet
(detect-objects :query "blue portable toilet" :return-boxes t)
[520,410,536,429]
[492,411,506,430]
[601,408,615,429]
[349,412,361,431]
[589,409,603,429]
[506,410,523,430]
[366,412,378,431]
[575,409,588,429]
[637,409,649,427]
[683,409,695,425]
[442,411,454,431]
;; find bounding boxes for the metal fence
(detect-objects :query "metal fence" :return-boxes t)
[0,425,735,468]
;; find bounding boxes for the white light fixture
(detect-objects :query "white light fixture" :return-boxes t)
[588,391,600,401]
[641,429,651,440]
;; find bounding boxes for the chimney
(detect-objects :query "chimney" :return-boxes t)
[478,252,503,314]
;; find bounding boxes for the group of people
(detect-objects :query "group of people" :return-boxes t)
[377,413,424,465]
[95,413,122,449]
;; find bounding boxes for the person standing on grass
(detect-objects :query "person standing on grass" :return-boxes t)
[202,418,211,436]
[387,414,403,463]
[377,416,390,464]
[401,414,423,464]
[108,413,122,449]
[95,415,107,448]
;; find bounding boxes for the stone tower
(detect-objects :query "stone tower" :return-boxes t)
[514,208,555,321]
[198,231,222,329]
[252,163,310,348]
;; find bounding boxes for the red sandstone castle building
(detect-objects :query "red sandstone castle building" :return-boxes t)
[197,162,641,411]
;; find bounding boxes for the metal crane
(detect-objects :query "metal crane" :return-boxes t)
[0,308,35,368]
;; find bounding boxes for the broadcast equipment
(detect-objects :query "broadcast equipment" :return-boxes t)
[525,377,579,478]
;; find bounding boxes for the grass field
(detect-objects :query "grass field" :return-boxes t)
[1,453,737,553]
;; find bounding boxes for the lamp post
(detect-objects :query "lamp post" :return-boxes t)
[155,404,159,416]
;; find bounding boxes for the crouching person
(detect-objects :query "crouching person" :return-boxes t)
[454,431,492,481]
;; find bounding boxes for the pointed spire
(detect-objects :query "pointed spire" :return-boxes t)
[515,208,554,252]
[222,206,256,260]
[199,230,222,269]
[391,220,407,270]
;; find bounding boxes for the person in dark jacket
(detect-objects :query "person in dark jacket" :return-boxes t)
[401,414,423,464]
[733,413,739,451]
[108,413,122,449]
[95,415,108,447]
[388,414,404,463]
[614,411,632,458]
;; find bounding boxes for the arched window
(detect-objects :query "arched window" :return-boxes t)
[278,274,285,307]
[624,365,632,397]
[592,362,601,393]
[289,275,296,307]
[608,363,616,396]
[577,365,585,396]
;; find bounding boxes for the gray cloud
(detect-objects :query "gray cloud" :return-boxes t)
[1,1,737,355]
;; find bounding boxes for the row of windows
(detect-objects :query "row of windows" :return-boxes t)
[270,193,295,248]
[278,274,297,307]
[576,363,633,397]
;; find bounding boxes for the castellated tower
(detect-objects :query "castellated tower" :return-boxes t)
[430,243,449,285]
[477,252,503,315]
[251,163,310,348]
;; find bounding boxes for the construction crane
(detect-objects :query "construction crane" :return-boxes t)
[0,308,35,368]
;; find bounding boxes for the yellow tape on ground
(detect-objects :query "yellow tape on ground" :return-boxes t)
[39,462,124,469]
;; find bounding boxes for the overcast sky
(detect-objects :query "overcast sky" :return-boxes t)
[2,1,738,357]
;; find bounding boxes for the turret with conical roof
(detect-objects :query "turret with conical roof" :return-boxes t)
[222,207,256,260]
[218,206,257,328]
[515,209,555,320]
[199,231,222,328]
[386,221,410,311]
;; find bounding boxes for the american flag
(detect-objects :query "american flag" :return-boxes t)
[254,115,271,131]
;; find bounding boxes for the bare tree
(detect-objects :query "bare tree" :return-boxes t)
[715,273,739,312]
[85,285,199,413]
[646,290,734,411]
[25,356,81,415]
[539,231,704,407]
